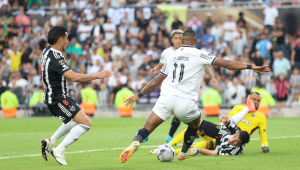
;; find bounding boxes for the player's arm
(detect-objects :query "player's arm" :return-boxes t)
[259,115,269,153]
[204,66,218,87]
[63,70,113,82]
[151,63,164,75]
[124,73,166,107]
[214,58,270,75]
[220,114,241,134]
[200,149,218,155]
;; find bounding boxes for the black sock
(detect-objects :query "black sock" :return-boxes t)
[133,128,149,143]
[168,117,181,137]
[181,126,198,153]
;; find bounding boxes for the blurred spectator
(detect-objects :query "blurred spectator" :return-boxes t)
[31,19,42,34]
[171,14,183,30]
[129,59,139,81]
[273,51,291,78]
[202,82,222,107]
[66,21,77,41]
[275,74,289,108]
[108,80,122,107]
[263,1,278,33]
[114,84,136,107]
[98,83,109,108]
[273,20,288,58]
[81,83,98,116]
[256,34,272,58]
[289,67,300,96]
[66,53,78,71]
[203,12,214,29]
[121,11,131,29]
[241,58,258,96]
[29,86,44,107]
[232,31,246,56]
[291,37,300,69]
[0,77,6,97]
[201,27,215,50]
[1,87,18,109]
[222,15,236,45]
[103,18,116,41]
[67,37,83,56]
[8,44,27,72]
[236,12,246,28]
[227,77,246,108]
[127,21,140,45]
[187,14,202,28]
[248,25,260,41]
[54,0,67,15]
[7,17,22,38]
[211,21,223,44]
[50,10,63,27]
[136,12,148,30]
[251,81,276,108]
[77,20,93,45]
[10,78,24,104]
[132,49,145,68]
[14,7,30,33]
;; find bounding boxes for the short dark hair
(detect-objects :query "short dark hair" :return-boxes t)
[239,131,250,145]
[239,12,244,17]
[47,26,67,45]
[182,29,196,39]
[249,92,261,96]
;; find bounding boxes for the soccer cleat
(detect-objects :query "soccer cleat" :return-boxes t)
[119,141,140,163]
[246,96,256,112]
[150,148,157,154]
[41,138,53,161]
[51,148,68,165]
[177,147,200,161]
[166,135,173,143]
[142,136,149,143]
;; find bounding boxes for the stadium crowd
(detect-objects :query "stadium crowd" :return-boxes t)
[0,0,299,112]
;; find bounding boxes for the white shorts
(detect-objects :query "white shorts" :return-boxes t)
[152,95,201,123]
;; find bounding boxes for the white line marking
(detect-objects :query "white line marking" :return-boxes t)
[1,135,300,160]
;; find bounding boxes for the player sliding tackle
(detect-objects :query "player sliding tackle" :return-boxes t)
[151,92,270,155]
[119,29,270,163]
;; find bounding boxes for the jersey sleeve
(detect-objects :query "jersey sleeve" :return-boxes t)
[217,145,244,155]
[160,59,169,76]
[199,51,217,66]
[228,105,242,119]
[258,114,269,147]
[159,50,166,64]
[50,56,70,76]
[225,120,241,134]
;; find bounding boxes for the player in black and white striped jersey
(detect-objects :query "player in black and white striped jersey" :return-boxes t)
[40,26,113,165]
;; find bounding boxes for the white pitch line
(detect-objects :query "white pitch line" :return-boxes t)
[1,135,300,160]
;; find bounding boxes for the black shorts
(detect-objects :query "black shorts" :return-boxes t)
[277,94,288,101]
[47,97,81,124]
[198,120,221,139]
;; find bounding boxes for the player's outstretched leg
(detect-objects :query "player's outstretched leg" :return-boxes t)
[120,111,164,163]
[51,110,91,165]
[166,116,181,143]
[178,116,201,161]
[41,120,77,161]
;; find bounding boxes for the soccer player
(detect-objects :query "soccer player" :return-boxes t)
[147,29,218,143]
[40,26,113,165]
[119,29,270,163]
[151,92,270,154]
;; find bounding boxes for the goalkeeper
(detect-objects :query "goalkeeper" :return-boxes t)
[151,92,269,154]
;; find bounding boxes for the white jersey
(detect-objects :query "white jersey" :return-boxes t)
[160,47,175,64]
[160,45,216,101]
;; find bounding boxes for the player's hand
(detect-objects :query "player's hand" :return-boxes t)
[97,70,113,79]
[124,94,139,107]
[149,68,156,75]
[246,95,256,112]
[211,78,219,88]
[219,114,229,125]
[252,65,271,75]
[261,145,270,153]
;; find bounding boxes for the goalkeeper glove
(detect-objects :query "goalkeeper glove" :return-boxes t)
[261,145,270,153]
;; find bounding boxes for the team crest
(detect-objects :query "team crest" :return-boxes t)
[59,60,65,66]
[69,105,75,112]
[216,125,221,129]
[252,114,256,117]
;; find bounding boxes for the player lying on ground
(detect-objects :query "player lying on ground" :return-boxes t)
[151,93,270,155]
[143,29,218,143]
[40,26,113,165]
[119,29,270,163]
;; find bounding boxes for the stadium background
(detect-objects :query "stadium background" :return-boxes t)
[0,0,300,117]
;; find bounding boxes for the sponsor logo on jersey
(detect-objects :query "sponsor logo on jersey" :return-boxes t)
[199,53,213,60]
[69,105,75,112]
[62,65,69,71]
[242,118,251,125]
[59,60,65,66]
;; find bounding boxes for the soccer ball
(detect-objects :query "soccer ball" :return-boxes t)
[156,144,175,162]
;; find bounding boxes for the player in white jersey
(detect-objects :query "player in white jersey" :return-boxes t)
[119,30,270,163]
[145,29,217,143]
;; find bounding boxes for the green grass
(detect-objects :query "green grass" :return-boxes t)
[0,117,299,170]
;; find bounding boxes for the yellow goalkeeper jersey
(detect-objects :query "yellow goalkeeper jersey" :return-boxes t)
[228,105,268,147]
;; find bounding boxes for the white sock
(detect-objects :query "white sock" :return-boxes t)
[55,124,91,153]
[229,107,249,124]
[50,121,78,145]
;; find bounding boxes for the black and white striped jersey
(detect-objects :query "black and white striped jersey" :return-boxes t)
[215,121,245,156]
[41,45,70,105]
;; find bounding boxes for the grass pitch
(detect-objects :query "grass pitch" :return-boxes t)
[0,117,299,170]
